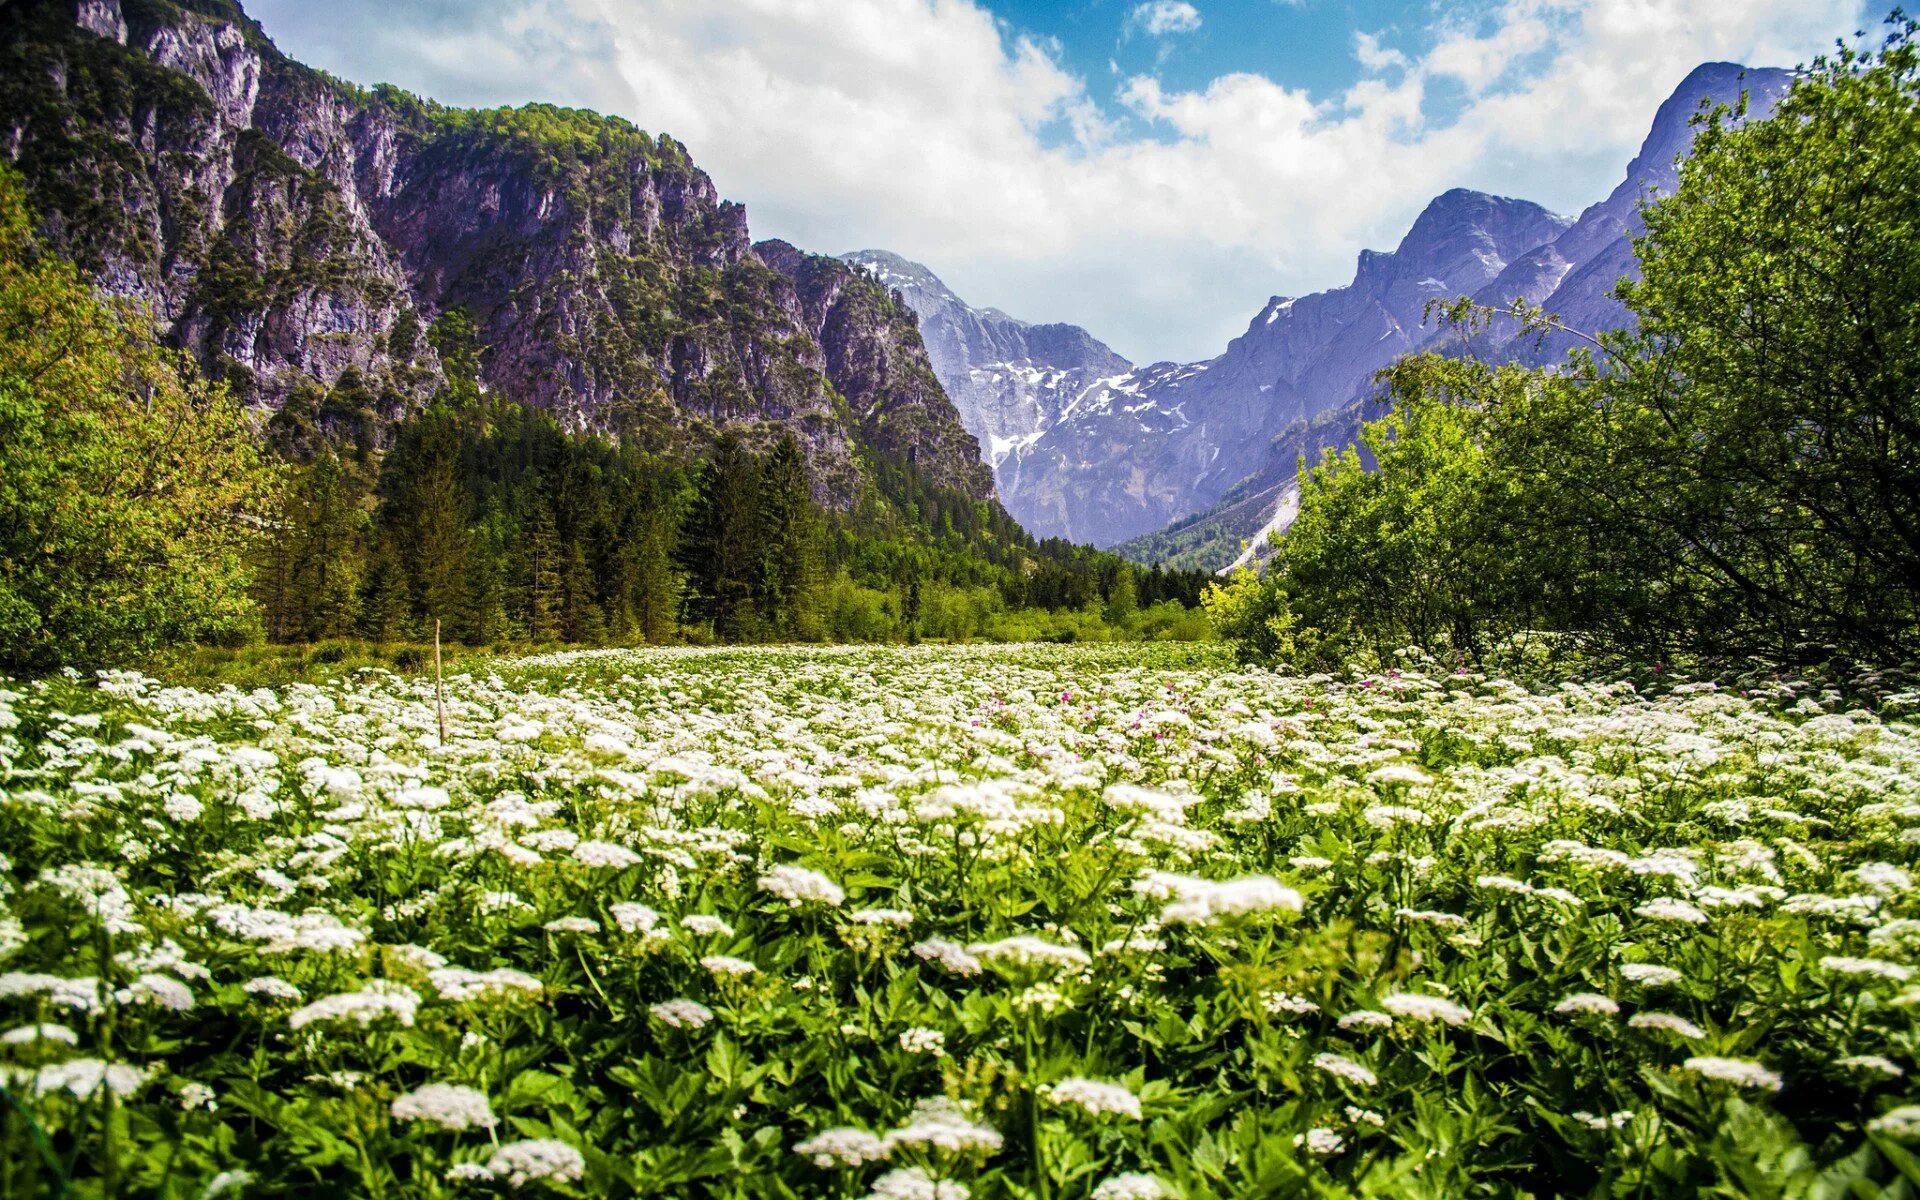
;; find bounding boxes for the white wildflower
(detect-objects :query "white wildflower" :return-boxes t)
[33,1058,148,1098]
[392,1084,497,1131]
[1869,1105,1920,1139]
[1628,1013,1705,1039]
[572,841,643,869]
[1380,992,1472,1026]
[1294,1126,1345,1155]
[1634,898,1709,925]
[1041,1077,1143,1120]
[288,982,420,1030]
[911,939,982,976]
[757,865,846,908]
[1091,1174,1172,1200]
[651,1000,714,1030]
[477,1139,585,1189]
[1820,956,1913,982]
[899,1027,947,1056]
[1554,993,1620,1017]
[865,1167,969,1200]
[883,1097,1004,1155]
[1619,964,1683,989]
[793,1127,889,1168]
[1683,1056,1783,1092]
[967,936,1091,974]
[1312,1053,1377,1087]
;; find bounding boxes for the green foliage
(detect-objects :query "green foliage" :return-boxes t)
[0,167,280,670]
[1219,24,1920,671]
[679,432,768,640]
[250,392,1205,654]
[3,643,1918,1196]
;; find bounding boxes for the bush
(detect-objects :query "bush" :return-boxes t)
[0,168,281,671]
[1217,26,1920,671]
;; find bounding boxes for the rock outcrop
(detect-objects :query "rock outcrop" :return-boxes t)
[0,0,993,502]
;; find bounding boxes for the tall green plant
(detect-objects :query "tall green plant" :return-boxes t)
[0,169,280,669]
[1217,22,1920,669]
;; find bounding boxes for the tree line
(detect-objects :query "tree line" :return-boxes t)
[1210,23,1920,673]
[0,166,1210,672]
[252,316,1208,653]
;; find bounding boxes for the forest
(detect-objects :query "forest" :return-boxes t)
[1209,26,1920,677]
[0,186,1209,674]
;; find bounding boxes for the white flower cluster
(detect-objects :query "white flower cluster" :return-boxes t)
[392,1083,496,1131]
[5,640,1919,1194]
[454,1138,585,1189]
[757,865,846,908]
[288,982,420,1030]
[1040,1077,1143,1120]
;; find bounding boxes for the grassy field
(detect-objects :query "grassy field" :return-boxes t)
[3,643,1919,1198]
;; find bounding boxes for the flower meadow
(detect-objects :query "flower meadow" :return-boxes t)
[4,644,1920,1198]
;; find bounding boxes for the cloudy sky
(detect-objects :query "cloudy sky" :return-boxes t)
[247,0,1867,364]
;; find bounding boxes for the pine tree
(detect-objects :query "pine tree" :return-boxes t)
[463,505,513,644]
[1104,562,1138,626]
[292,452,367,640]
[679,433,762,640]
[520,490,563,642]
[358,536,412,642]
[552,453,609,643]
[757,435,824,640]
[412,418,473,635]
[617,461,684,644]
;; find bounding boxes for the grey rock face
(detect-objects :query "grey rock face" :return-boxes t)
[759,242,994,500]
[0,0,993,503]
[839,250,1132,471]
[1006,189,1571,546]
[1472,61,1794,362]
[1116,61,1797,569]
[5,0,438,415]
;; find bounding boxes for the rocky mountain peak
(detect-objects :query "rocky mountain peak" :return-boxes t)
[838,249,1131,473]
[0,0,997,506]
[1361,189,1572,294]
[1115,59,1799,570]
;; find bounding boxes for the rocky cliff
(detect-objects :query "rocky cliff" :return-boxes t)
[1004,188,1571,546]
[0,0,992,503]
[1115,61,1795,569]
[758,241,992,499]
[1467,61,1794,364]
[838,250,1132,471]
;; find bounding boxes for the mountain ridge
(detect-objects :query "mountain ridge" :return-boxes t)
[838,248,1132,471]
[0,0,995,503]
[1112,60,1796,568]
[997,186,1571,545]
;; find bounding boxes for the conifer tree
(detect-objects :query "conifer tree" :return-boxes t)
[291,452,368,640]
[758,435,824,640]
[519,490,563,642]
[385,407,472,637]
[679,432,762,639]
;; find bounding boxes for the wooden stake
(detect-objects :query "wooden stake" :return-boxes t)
[434,617,447,745]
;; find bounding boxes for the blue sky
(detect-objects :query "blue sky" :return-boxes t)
[248,0,1866,364]
[1002,0,1478,140]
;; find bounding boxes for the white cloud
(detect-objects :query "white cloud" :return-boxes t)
[1130,2,1204,38]
[249,0,1866,364]
[1423,4,1553,94]
[1353,31,1409,73]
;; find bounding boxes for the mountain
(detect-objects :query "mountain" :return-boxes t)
[1470,61,1794,364]
[1005,189,1572,546]
[1117,60,1796,570]
[0,0,992,502]
[757,241,993,498]
[838,250,1132,469]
